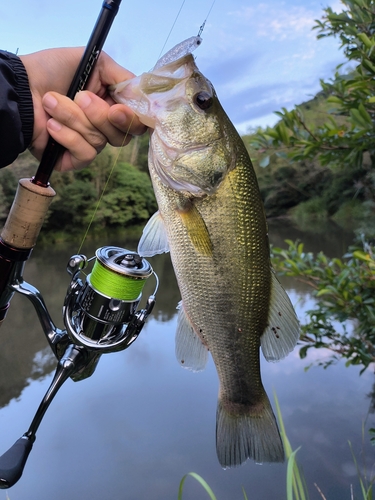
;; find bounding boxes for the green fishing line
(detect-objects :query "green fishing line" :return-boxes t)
[90,260,146,300]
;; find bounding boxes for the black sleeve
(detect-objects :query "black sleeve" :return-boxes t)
[0,51,34,168]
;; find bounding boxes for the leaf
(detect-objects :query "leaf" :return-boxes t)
[358,103,373,125]
[358,33,374,49]
[299,345,309,359]
[353,250,372,262]
[350,108,372,129]
[362,59,375,74]
[369,428,375,446]
[276,122,290,146]
[259,155,270,168]
[316,288,337,297]
[327,95,343,105]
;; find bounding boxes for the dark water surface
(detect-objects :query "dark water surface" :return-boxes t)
[0,221,373,500]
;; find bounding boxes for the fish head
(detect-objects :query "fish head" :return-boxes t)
[110,54,236,196]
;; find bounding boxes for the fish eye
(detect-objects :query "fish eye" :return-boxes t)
[194,92,213,110]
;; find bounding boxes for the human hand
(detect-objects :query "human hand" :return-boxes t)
[20,48,146,171]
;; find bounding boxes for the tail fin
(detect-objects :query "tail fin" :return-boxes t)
[216,392,284,468]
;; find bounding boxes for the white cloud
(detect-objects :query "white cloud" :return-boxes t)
[228,3,320,41]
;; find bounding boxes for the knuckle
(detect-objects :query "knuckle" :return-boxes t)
[87,130,107,151]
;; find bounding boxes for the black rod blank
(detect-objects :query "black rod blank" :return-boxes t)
[33,0,122,187]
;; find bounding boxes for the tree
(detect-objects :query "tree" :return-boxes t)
[44,151,157,235]
[45,179,97,232]
[249,0,375,371]
[86,162,157,229]
[250,0,375,207]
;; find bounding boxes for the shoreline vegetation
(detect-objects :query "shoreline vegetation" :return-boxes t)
[4,0,375,242]
[1,101,373,244]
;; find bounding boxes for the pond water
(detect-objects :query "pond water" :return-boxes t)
[0,220,373,500]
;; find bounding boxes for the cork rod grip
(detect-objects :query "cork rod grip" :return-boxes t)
[1,179,56,250]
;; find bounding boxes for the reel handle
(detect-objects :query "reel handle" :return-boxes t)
[0,345,87,489]
[0,437,33,489]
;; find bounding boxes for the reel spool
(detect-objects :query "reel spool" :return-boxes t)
[64,246,157,353]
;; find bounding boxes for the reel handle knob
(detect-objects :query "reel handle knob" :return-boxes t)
[0,436,33,489]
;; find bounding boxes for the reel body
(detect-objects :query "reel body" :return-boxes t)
[64,246,156,353]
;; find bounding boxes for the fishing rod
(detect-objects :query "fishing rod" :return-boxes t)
[0,0,159,489]
[0,0,123,325]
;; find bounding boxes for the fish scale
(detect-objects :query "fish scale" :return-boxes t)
[111,42,300,468]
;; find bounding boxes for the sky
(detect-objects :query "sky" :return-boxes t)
[0,0,346,133]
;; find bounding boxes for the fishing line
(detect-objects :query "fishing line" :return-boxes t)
[198,0,217,36]
[156,0,188,63]
[78,0,188,256]
[78,0,218,255]
[76,114,136,256]
[90,258,147,300]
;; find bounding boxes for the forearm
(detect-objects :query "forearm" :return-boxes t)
[0,51,34,168]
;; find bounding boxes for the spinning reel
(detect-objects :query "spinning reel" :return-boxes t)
[0,245,158,488]
[64,246,156,354]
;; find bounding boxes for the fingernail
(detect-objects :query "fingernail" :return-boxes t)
[43,93,58,110]
[75,91,92,109]
[111,108,127,126]
[48,118,62,131]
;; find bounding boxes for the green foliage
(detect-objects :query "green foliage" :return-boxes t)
[249,0,375,220]
[274,391,309,500]
[36,147,157,236]
[86,162,157,228]
[1,142,156,239]
[290,197,328,223]
[271,239,375,372]
[0,168,18,222]
[44,179,97,232]
[348,423,375,500]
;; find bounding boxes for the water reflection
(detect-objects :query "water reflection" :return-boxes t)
[0,222,373,500]
[268,218,355,256]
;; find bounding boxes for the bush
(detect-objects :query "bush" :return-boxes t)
[271,238,375,372]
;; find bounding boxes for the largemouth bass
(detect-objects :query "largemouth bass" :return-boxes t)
[110,40,300,467]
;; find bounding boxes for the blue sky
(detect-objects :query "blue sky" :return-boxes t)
[0,0,345,133]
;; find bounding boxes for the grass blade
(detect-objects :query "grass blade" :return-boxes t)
[178,472,217,500]
[242,486,249,500]
[274,390,309,500]
[287,448,300,499]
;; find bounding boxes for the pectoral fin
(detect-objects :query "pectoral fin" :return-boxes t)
[177,201,213,256]
[137,211,170,257]
[261,271,300,362]
[175,301,208,372]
